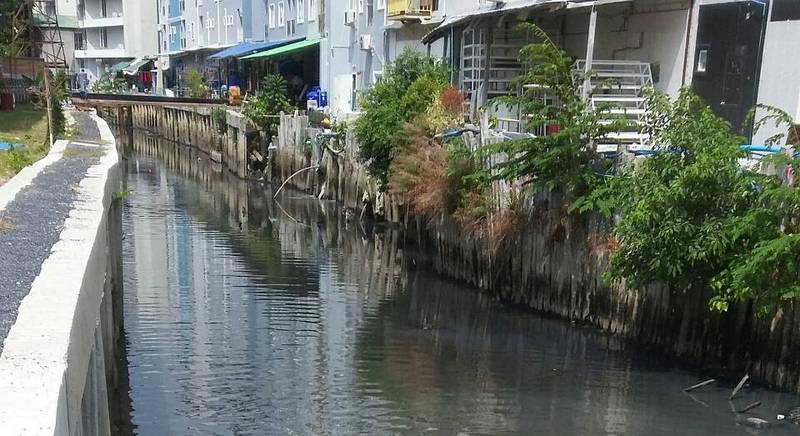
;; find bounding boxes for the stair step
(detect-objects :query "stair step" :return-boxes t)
[606,108,646,115]
[593,96,645,102]
[604,131,649,140]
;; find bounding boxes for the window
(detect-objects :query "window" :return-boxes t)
[278,2,285,27]
[358,0,364,14]
[269,4,276,28]
[207,18,215,28]
[308,0,316,21]
[74,32,85,50]
[100,28,108,48]
[772,0,800,21]
[376,0,384,9]
[101,0,107,17]
[297,0,304,23]
[287,19,296,36]
[349,0,356,10]
[180,0,185,12]
[190,22,195,39]
[169,26,176,42]
[224,15,234,25]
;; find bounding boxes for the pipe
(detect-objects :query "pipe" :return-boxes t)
[681,0,694,86]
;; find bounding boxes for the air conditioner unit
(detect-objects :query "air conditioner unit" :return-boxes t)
[344,10,356,25]
[359,34,371,50]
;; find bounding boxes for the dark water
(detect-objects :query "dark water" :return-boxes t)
[120,141,800,435]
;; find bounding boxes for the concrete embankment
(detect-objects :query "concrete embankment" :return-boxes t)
[0,110,123,435]
[101,104,800,395]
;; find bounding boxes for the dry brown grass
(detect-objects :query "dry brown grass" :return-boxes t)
[389,125,454,220]
[0,218,14,232]
[588,231,619,258]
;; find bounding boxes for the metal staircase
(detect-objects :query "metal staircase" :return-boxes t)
[575,60,653,154]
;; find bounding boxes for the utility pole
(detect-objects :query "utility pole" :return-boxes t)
[12,0,68,148]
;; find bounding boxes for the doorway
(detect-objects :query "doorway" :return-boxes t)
[692,0,768,139]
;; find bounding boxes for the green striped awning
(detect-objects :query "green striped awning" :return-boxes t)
[240,38,320,60]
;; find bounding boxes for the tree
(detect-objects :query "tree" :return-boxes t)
[184,69,207,98]
[242,74,293,139]
[353,48,449,185]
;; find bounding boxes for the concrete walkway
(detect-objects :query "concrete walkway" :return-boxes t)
[0,110,106,352]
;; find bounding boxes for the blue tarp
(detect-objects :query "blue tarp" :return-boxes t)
[209,38,304,60]
[0,142,24,151]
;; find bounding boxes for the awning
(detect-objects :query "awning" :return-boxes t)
[108,59,134,74]
[209,38,303,60]
[123,58,153,75]
[240,38,321,60]
[421,0,628,44]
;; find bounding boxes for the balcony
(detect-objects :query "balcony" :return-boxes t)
[78,15,124,28]
[387,0,432,21]
[74,47,127,58]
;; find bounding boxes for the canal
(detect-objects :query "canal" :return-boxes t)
[119,140,800,435]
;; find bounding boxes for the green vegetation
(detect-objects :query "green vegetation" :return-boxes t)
[113,187,134,201]
[576,92,800,313]
[484,23,629,197]
[90,74,127,94]
[359,22,800,313]
[0,0,17,56]
[0,103,49,182]
[354,49,449,184]
[185,69,208,98]
[243,74,293,139]
[211,107,227,135]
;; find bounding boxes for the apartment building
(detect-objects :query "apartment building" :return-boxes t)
[156,0,251,89]
[69,0,157,85]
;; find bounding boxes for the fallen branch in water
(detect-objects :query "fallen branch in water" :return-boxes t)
[273,165,319,199]
[730,375,749,400]
[684,379,716,392]
[737,401,762,414]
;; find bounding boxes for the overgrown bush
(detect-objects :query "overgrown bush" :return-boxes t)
[578,89,800,312]
[211,107,227,135]
[91,74,127,93]
[242,74,293,139]
[185,69,207,98]
[354,48,449,185]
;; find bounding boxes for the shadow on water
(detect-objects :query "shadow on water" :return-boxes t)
[116,130,800,436]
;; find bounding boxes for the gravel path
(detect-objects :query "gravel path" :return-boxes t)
[0,111,103,352]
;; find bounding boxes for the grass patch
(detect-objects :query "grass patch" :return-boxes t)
[0,103,50,182]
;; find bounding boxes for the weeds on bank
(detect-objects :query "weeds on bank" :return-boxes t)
[113,188,134,201]
[0,218,14,232]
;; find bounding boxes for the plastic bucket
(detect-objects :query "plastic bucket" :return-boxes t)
[0,93,14,111]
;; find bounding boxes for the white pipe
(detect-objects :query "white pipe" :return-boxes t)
[582,5,597,100]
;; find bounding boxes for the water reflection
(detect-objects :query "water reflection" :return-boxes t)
[121,132,800,435]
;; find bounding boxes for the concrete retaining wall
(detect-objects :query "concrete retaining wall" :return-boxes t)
[0,112,123,436]
[100,105,251,179]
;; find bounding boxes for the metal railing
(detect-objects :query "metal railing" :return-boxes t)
[387,0,432,19]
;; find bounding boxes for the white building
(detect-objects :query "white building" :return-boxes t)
[70,0,158,85]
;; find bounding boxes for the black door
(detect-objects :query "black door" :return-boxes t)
[693,1,768,139]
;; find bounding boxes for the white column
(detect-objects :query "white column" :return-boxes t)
[582,5,598,100]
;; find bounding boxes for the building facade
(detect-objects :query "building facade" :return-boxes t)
[70,0,157,85]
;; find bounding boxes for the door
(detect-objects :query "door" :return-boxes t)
[693,1,768,139]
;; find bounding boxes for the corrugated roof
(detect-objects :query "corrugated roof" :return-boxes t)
[240,38,320,60]
[208,38,304,60]
[421,0,626,44]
